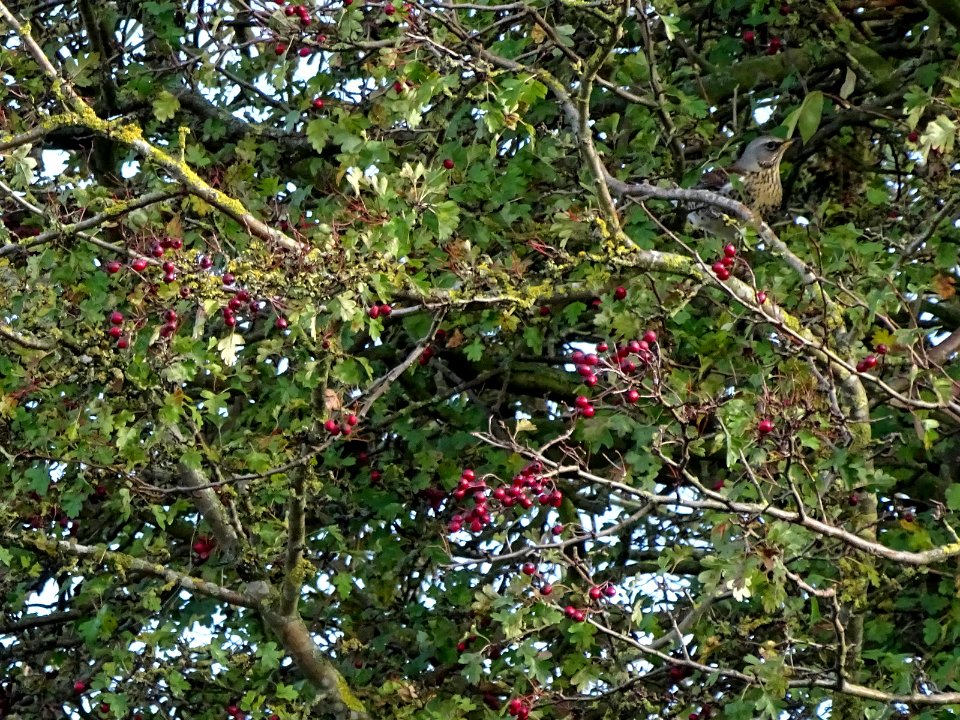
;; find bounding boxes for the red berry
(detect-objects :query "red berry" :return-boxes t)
[581,405,595,418]
[222,273,235,285]
[723,244,737,258]
[73,680,86,694]
[721,256,735,268]
[108,326,122,339]
[116,336,129,349]
[368,305,380,319]
[539,306,550,316]
[875,343,888,355]
[521,562,536,576]
[742,29,755,43]
[380,303,392,316]
[642,330,657,345]
[572,610,585,622]
[862,354,878,369]
[716,268,731,281]
[109,311,124,325]
[756,290,767,304]
[442,158,454,170]
[285,5,296,14]
[275,43,287,55]
[589,586,603,600]
[169,237,183,250]
[908,130,919,143]
[575,395,590,409]
[758,418,775,435]
[384,2,395,14]
[325,419,338,433]
[613,285,627,300]
[299,47,312,57]
[224,314,237,327]
[105,260,121,273]
[199,255,213,269]
[780,3,792,13]
[151,244,165,257]
[712,261,726,275]
[163,270,176,283]
[312,97,325,109]
[275,316,289,330]
[767,36,782,53]
[552,524,563,535]
[347,413,359,426]
[604,584,616,597]
[132,258,148,272]
[626,389,640,403]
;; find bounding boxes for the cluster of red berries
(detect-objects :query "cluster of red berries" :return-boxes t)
[23,504,80,536]
[588,582,618,601]
[563,604,588,622]
[225,703,247,720]
[367,302,393,319]
[448,463,564,535]
[742,30,784,54]
[855,354,878,373]
[711,243,738,281]
[159,309,178,338]
[856,343,887,373]
[570,329,658,390]
[107,310,130,349]
[324,412,359,436]
[419,329,446,366]
[192,535,216,562]
[283,3,312,25]
[506,697,533,719]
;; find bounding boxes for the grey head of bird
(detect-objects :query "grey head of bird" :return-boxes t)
[729,135,794,173]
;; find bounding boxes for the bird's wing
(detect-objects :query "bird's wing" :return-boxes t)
[695,166,738,193]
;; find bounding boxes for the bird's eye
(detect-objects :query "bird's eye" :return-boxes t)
[765,141,779,150]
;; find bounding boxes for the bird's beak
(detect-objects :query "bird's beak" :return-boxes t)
[781,139,795,152]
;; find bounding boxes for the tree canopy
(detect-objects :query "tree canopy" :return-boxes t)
[2,0,960,719]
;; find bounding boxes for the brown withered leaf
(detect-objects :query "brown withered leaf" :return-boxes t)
[445,328,465,349]
[323,388,341,411]
[933,273,956,299]
[165,215,183,239]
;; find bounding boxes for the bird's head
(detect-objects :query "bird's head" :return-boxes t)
[731,135,793,172]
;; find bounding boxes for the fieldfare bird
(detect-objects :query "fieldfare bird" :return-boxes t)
[687,135,793,238]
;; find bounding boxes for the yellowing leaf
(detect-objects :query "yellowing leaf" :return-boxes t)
[871,328,895,350]
[217,332,242,365]
[515,418,537,433]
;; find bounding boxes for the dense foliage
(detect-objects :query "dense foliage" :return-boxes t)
[2,0,960,719]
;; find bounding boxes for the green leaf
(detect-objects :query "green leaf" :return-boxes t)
[796,91,824,144]
[945,484,960,511]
